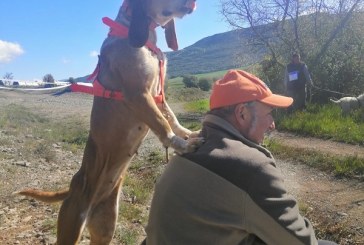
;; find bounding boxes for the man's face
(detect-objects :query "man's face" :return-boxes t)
[292,55,300,64]
[241,102,275,144]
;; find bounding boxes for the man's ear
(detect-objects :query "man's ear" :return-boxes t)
[234,103,246,122]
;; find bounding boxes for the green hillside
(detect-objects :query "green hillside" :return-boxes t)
[165,28,267,77]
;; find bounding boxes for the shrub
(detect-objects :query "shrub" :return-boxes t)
[182,75,199,88]
[198,78,212,91]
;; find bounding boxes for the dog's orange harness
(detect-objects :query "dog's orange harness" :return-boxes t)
[70,17,166,104]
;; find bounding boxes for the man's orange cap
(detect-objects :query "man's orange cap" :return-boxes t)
[210,70,293,110]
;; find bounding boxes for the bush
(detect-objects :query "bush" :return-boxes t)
[198,78,212,91]
[182,75,199,88]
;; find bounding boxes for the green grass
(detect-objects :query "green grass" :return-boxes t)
[167,68,248,90]
[0,104,48,135]
[114,225,141,245]
[166,70,229,92]
[167,70,228,88]
[119,203,145,223]
[40,204,60,235]
[166,86,210,103]
[0,104,89,155]
[276,104,364,145]
[123,151,165,205]
[179,118,202,131]
[116,151,166,243]
[184,99,209,113]
[265,138,364,179]
[42,119,89,149]
[42,218,58,235]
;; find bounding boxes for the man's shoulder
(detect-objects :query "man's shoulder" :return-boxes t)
[184,138,277,184]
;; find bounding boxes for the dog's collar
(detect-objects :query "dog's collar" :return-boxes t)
[102,17,163,60]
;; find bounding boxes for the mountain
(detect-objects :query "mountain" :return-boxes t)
[165,28,267,77]
[74,75,91,83]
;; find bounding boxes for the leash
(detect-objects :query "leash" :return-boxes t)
[0,84,72,93]
[311,84,354,97]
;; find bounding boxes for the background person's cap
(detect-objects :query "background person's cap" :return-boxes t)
[210,70,293,110]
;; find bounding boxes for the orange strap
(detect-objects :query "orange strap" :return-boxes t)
[102,17,163,59]
[159,60,165,104]
[71,79,163,104]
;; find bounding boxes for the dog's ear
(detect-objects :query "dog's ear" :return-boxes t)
[164,19,178,51]
[129,0,150,48]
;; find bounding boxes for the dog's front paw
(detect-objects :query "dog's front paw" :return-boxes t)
[173,126,192,140]
[188,130,201,139]
[170,135,204,154]
[179,129,201,140]
[185,136,204,153]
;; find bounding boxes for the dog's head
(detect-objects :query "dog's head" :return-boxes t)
[128,0,197,50]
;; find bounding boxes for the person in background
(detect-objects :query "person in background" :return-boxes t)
[284,53,313,111]
[145,70,337,245]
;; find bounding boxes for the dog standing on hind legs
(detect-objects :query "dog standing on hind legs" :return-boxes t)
[17,0,201,244]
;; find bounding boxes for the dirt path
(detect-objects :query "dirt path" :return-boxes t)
[0,90,363,244]
[278,158,363,244]
[270,131,364,159]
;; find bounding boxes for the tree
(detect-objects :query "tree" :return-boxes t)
[3,72,14,80]
[68,77,76,84]
[198,78,212,91]
[220,0,364,102]
[182,75,199,88]
[43,74,55,84]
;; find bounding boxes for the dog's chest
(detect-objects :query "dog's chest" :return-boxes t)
[141,49,166,96]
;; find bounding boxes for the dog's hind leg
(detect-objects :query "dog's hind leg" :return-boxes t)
[87,178,123,245]
[56,139,99,244]
[56,180,90,245]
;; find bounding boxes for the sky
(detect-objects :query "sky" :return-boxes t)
[0,0,231,81]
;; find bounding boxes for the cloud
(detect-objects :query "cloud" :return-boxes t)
[62,57,71,64]
[89,50,99,57]
[0,40,24,63]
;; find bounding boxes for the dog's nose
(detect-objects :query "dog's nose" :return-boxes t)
[185,0,197,13]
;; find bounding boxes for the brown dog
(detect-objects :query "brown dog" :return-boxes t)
[18,0,200,244]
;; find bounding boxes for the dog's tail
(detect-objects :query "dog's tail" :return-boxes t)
[15,189,69,203]
[329,98,340,103]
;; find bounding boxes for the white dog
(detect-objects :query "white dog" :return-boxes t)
[330,94,364,114]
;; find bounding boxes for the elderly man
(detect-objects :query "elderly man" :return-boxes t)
[145,70,337,245]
